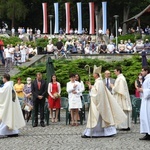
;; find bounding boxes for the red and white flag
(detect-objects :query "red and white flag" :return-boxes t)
[89,2,95,34]
[42,3,48,34]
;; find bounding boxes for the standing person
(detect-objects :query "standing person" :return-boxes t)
[23,77,33,122]
[138,67,150,140]
[11,27,15,36]
[4,44,13,73]
[48,74,61,123]
[20,45,26,63]
[31,72,47,127]
[0,39,5,65]
[82,65,126,138]
[0,74,25,137]
[111,67,132,130]
[75,74,85,121]
[75,74,85,98]
[66,74,82,126]
[14,78,24,107]
[103,70,115,93]
[135,73,143,98]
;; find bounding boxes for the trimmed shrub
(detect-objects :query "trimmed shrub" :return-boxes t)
[12,55,147,97]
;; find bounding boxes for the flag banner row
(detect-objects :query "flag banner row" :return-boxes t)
[42,2,107,34]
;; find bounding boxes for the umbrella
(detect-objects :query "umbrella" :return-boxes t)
[46,57,55,84]
[141,50,148,67]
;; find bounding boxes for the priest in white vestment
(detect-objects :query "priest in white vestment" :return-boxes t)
[0,74,25,138]
[82,65,127,138]
[139,67,150,140]
[111,67,132,130]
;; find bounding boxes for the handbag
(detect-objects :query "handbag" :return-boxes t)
[24,105,33,112]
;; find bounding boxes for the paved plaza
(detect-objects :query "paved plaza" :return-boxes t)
[0,111,149,150]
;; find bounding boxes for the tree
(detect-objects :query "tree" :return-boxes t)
[0,0,28,28]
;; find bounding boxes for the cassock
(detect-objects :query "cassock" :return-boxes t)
[112,74,132,129]
[140,74,150,134]
[83,77,127,137]
[0,81,25,137]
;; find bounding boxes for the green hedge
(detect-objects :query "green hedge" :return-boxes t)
[12,55,147,97]
[0,36,22,47]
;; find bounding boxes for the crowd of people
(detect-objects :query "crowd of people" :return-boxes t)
[0,64,150,140]
[46,36,150,56]
[0,39,36,73]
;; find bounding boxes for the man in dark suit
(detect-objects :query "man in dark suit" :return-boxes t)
[31,72,47,127]
[103,70,115,93]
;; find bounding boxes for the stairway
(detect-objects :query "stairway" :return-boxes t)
[0,65,5,77]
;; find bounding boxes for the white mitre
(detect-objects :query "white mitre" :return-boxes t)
[93,65,102,79]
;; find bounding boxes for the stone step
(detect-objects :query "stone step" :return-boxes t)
[0,65,5,76]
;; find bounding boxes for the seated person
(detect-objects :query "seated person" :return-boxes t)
[144,39,150,54]
[99,41,107,53]
[14,46,21,66]
[107,41,115,54]
[84,44,90,54]
[64,39,74,53]
[28,45,35,58]
[89,41,96,54]
[125,39,134,53]
[75,41,82,54]
[118,40,126,53]
[134,40,144,53]
[56,38,65,55]
[47,40,54,54]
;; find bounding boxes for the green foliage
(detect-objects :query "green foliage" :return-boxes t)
[0,0,28,27]
[51,38,67,45]
[143,35,150,41]
[12,56,148,97]
[114,34,136,43]
[134,33,142,40]
[24,41,36,48]
[35,38,49,48]
[0,36,22,46]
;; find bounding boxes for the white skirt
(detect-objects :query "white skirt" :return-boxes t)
[69,94,82,109]
[0,122,19,137]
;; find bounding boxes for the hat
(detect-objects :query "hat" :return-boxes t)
[93,65,102,75]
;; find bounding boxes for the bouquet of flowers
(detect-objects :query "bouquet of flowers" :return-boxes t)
[53,92,60,99]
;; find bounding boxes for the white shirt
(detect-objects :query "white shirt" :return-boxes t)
[4,48,13,58]
[29,47,34,54]
[98,29,103,34]
[107,44,115,53]
[47,44,54,52]
[11,28,15,33]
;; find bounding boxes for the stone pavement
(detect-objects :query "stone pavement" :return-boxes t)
[0,111,149,150]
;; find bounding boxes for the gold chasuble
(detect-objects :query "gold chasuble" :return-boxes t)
[86,77,127,129]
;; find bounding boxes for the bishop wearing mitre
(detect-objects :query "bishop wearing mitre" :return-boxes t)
[82,65,127,138]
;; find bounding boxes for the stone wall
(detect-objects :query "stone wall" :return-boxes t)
[47,54,139,62]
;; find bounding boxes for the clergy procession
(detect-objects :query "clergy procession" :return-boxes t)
[0,0,150,149]
[0,65,150,142]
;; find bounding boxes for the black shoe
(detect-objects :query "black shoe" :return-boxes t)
[120,127,130,131]
[33,123,38,127]
[139,135,150,140]
[81,135,90,138]
[41,123,45,127]
[7,134,18,137]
